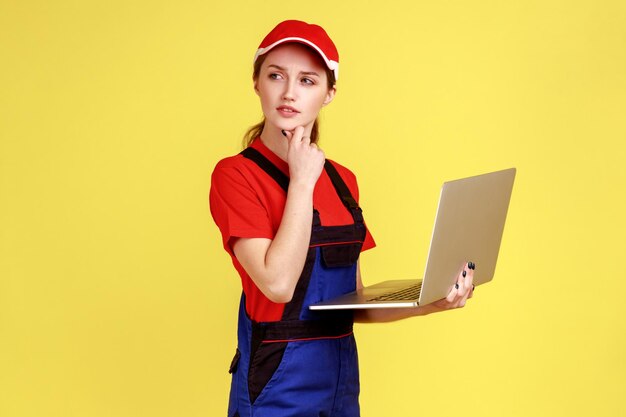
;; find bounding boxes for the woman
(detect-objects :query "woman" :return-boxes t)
[209,20,475,417]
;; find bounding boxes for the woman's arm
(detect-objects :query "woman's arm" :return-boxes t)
[232,127,325,304]
[353,261,475,323]
[232,180,313,303]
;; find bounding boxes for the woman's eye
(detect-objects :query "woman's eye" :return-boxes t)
[301,77,315,85]
[269,73,283,80]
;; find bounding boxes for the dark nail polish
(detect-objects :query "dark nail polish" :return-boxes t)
[472,284,475,291]
[455,283,459,289]
[462,270,467,278]
[281,129,287,137]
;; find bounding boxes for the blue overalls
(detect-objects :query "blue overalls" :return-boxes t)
[227,147,366,417]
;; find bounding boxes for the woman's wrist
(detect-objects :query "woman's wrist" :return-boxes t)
[288,179,316,194]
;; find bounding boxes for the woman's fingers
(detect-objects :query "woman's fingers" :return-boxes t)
[431,261,477,311]
[452,263,468,300]
[445,262,476,307]
[466,262,475,299]
[285,126,304,143]
[458,262,475,305]
[284,126,325,187]
[446,282,459,303]
[281,129,292,140]
[462,262,473,292]
[285,127,316,153]
[444,266,464,305]
[282,127,302,141]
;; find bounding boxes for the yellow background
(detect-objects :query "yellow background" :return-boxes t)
[1,0,625,416]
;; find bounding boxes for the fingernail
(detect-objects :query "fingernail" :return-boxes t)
[455,283,459,289]
[281,129,287,137]
[462,270,467,278]
[472,284,475,291]
[469,262,475,270]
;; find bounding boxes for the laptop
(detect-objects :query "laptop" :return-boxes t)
[309,167,516,310]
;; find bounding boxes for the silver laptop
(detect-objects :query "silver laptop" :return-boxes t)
[309,168,516,310]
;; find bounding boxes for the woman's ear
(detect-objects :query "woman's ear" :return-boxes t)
[322,85,337,107]
[253,79,260,96]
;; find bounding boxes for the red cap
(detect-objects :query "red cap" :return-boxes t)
[254,20,339,81]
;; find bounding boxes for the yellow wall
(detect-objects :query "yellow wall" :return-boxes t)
[1,1,625,416]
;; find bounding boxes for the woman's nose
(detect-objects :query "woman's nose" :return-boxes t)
[282,80,296,101]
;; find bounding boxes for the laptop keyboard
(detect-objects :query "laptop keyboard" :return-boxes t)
[367,283,422,302]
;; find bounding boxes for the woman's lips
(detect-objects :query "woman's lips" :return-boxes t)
[277,106,300,118]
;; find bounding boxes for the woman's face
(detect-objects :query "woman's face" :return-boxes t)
[254,43,336,135]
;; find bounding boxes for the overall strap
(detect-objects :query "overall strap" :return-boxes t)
[323,160,364,223]
[252,317,353,343]
[241,147,289,192]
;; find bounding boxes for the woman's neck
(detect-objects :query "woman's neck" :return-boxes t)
[260,125,288,161]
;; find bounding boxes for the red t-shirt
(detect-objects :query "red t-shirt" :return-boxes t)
[209,138,375,322]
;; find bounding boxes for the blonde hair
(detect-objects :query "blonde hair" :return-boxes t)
[242,48,336,148]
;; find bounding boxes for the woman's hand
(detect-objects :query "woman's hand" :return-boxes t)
[430,261,476,311]
[354,261,476,323]
[282,126,325,189]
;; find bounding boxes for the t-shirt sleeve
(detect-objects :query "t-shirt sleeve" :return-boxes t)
[209,160,274,255]
[353,181,376,252]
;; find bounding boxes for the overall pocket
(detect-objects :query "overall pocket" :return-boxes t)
[247,341,288,404]
[320,243,361,268]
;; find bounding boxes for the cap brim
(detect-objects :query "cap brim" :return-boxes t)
[254,37,339,81]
